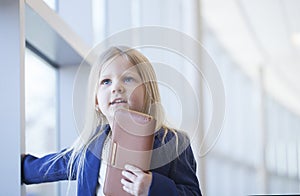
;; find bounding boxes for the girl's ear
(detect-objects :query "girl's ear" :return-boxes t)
[95,97,98,105]
[95,98,99,110]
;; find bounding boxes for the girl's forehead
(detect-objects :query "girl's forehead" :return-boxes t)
[100,56,138,76]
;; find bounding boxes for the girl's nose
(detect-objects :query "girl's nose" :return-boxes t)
[112,82,125,94]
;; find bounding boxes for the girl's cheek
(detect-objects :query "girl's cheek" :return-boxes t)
[131,89,145,110]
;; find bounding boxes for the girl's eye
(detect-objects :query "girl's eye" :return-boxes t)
[124,76,135,83]
[100,79,111,85]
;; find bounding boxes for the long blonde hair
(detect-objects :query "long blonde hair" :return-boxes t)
[48,46,177,185]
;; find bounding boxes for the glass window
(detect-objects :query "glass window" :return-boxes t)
[25,49,58,196]
[43,0,57,11]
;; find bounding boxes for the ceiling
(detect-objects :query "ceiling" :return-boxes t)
[202,0,300,115]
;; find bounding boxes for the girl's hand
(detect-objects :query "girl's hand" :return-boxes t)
[121,164,152,196]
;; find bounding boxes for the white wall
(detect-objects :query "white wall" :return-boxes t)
[0,0,25,195]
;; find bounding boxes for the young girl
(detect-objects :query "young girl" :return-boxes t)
[22,46,202,196]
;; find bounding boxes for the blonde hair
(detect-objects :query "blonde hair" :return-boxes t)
[46,46,177,188]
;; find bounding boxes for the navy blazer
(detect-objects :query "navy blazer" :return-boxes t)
[22,126,201,196]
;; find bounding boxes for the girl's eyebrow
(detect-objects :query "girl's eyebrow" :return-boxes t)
[122,69,140,75]
[99,70,140,79]
[99,74,111,79]
[122,71,139,76]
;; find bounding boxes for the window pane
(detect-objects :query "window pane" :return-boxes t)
[25,49,58,196]
[43,0,56,11]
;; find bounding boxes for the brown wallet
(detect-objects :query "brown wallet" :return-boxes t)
[103,109,156,196]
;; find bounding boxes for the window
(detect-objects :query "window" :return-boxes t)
[43,0,57,11]
[25,49,58,196]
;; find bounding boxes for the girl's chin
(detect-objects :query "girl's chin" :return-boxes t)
[111,104,129,110]
[109,105,129,115]
[110,105,144,115]
[109,103,144,113]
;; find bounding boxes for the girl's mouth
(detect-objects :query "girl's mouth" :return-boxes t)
[110,98,127,105]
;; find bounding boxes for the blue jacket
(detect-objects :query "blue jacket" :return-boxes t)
[22,126,201,196]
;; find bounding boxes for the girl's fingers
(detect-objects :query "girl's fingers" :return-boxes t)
[122,182,135,195]
[122,185,132,195]
[124,164,143,176]
[121,178,136,195]
[122,170,137,182]
[121,178,131,187]
[122,164,152,196]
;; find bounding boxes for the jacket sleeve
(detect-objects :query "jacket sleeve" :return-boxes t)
[149,132,202,196]
[21,149,76,184]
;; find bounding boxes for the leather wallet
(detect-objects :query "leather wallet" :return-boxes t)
[103,109,156,196]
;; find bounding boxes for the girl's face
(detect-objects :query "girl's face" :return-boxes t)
[96,56,145,123]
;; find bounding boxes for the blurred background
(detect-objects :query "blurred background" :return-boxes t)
[1,0,300,195]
